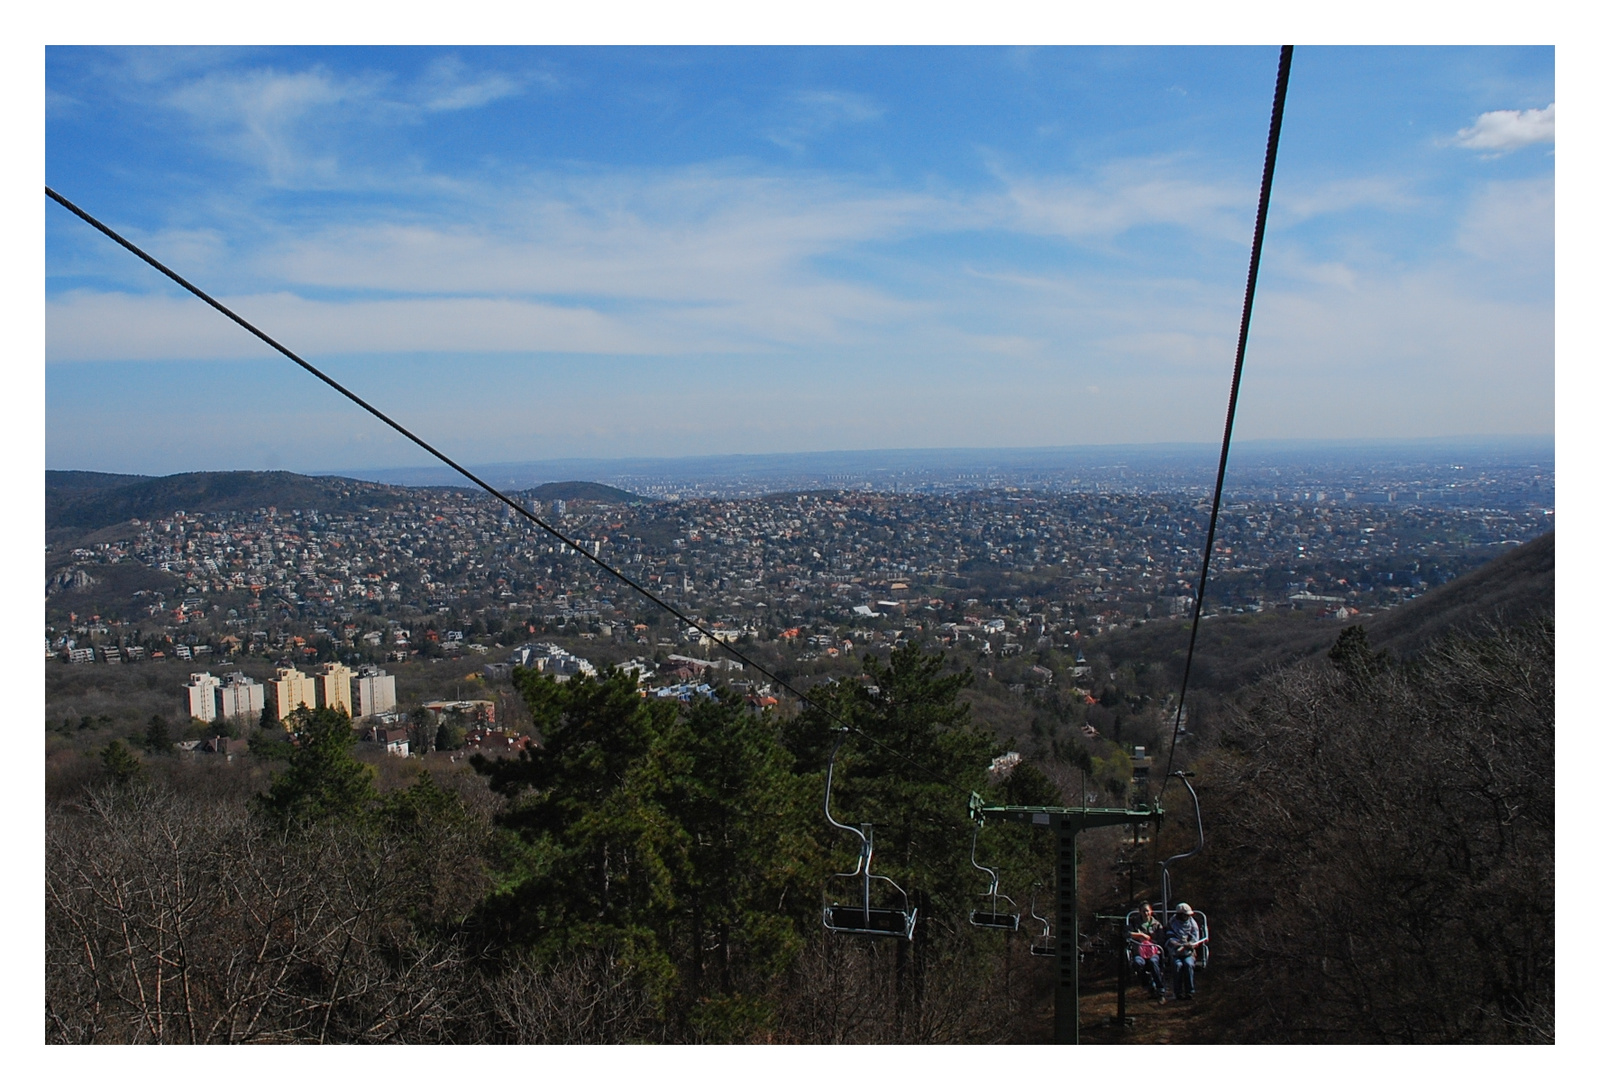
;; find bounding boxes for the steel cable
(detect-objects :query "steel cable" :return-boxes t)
[1162,45,1293,786]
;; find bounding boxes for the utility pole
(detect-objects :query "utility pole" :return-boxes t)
[973,798,1160,1044]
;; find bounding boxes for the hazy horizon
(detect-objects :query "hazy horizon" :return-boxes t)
[46,434,1555,500]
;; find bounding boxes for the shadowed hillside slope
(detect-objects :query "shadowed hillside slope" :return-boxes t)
[45,470,151,495]
[1086,531,1555,699]
[1183,614,1554,1043]
[1361,530,1553,658]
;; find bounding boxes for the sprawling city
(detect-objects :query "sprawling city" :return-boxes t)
[47,440,1551,783]
[47,446,1550,655]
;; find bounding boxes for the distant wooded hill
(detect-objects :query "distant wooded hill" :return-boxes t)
[45,470,396,539]
[1086,531,1554,696]
[45,469,647,543]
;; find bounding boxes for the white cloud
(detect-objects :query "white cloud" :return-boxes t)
[1273,176,1417,226]
[1455,177,1553,275]
[49,154,1437,374]
[791,89,882,124]
[45,290,670,362]
[1238,259,1552,440]
[264,173,943,294]
[1454,103,1554,155]
[55,155,1279,365]
[766,89,884,152]
[45,88,82,118]
[154,57,527,188]
[417,55,524,112]
[165,66,391,185]
[45,139,1551,454]
[996,160,1251,243]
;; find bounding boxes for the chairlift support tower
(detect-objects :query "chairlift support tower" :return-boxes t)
[971,797,1160,1044]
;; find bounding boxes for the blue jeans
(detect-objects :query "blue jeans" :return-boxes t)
[1133,954,1164,994]
[1170,953,1196,998]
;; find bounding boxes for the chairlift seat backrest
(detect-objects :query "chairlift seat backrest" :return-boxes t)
[965,817,1021,934]
[1191,910,1210,969]
[1027,889,1054,955]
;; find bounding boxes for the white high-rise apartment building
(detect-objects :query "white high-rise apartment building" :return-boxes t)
[185,672,221,722]
[218,672,266,723]
[352,665,397,718]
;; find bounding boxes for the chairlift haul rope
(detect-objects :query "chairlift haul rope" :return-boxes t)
[1163,44,1293,786]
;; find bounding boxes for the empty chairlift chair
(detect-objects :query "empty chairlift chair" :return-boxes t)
[820,732,917,940]
[967,819,1021,931]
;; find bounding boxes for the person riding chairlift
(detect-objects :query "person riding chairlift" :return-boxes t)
[1126,901,1166,1002]
[1165,902,1205,1001]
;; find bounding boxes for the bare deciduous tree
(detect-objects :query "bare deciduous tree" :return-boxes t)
[1192,618,1554,1043]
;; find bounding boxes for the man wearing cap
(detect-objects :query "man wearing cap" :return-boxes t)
[1126,902,1166,1001]
[1165,903,1205,1001]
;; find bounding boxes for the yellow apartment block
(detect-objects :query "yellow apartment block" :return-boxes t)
[270,666,318,721]
[316,662,354,717]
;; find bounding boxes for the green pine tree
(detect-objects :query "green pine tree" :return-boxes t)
[100,739,141,785]
[255,706,375,827]
[473,668,681,996]
[1329,624,1391,685]
[474,667,820,1031]
[785,642,1049,938]
[653,693,811,1037]
[143,714,172,754]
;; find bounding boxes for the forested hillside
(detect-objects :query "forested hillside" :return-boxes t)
[1187,617,1553,1042]
[46,470,390,539]
[1081,531,1554,704]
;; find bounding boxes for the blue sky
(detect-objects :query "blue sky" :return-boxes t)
[45,46,1554,475]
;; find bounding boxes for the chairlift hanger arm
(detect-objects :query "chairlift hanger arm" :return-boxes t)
[969,821,1001,896]
[822,731,867,851]
[1158,774,1203,871]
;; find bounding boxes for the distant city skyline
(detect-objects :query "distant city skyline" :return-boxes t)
[315,434,1555,495]
[46,46,1554,475]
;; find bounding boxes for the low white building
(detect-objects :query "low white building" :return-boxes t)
[510,642,596,681]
